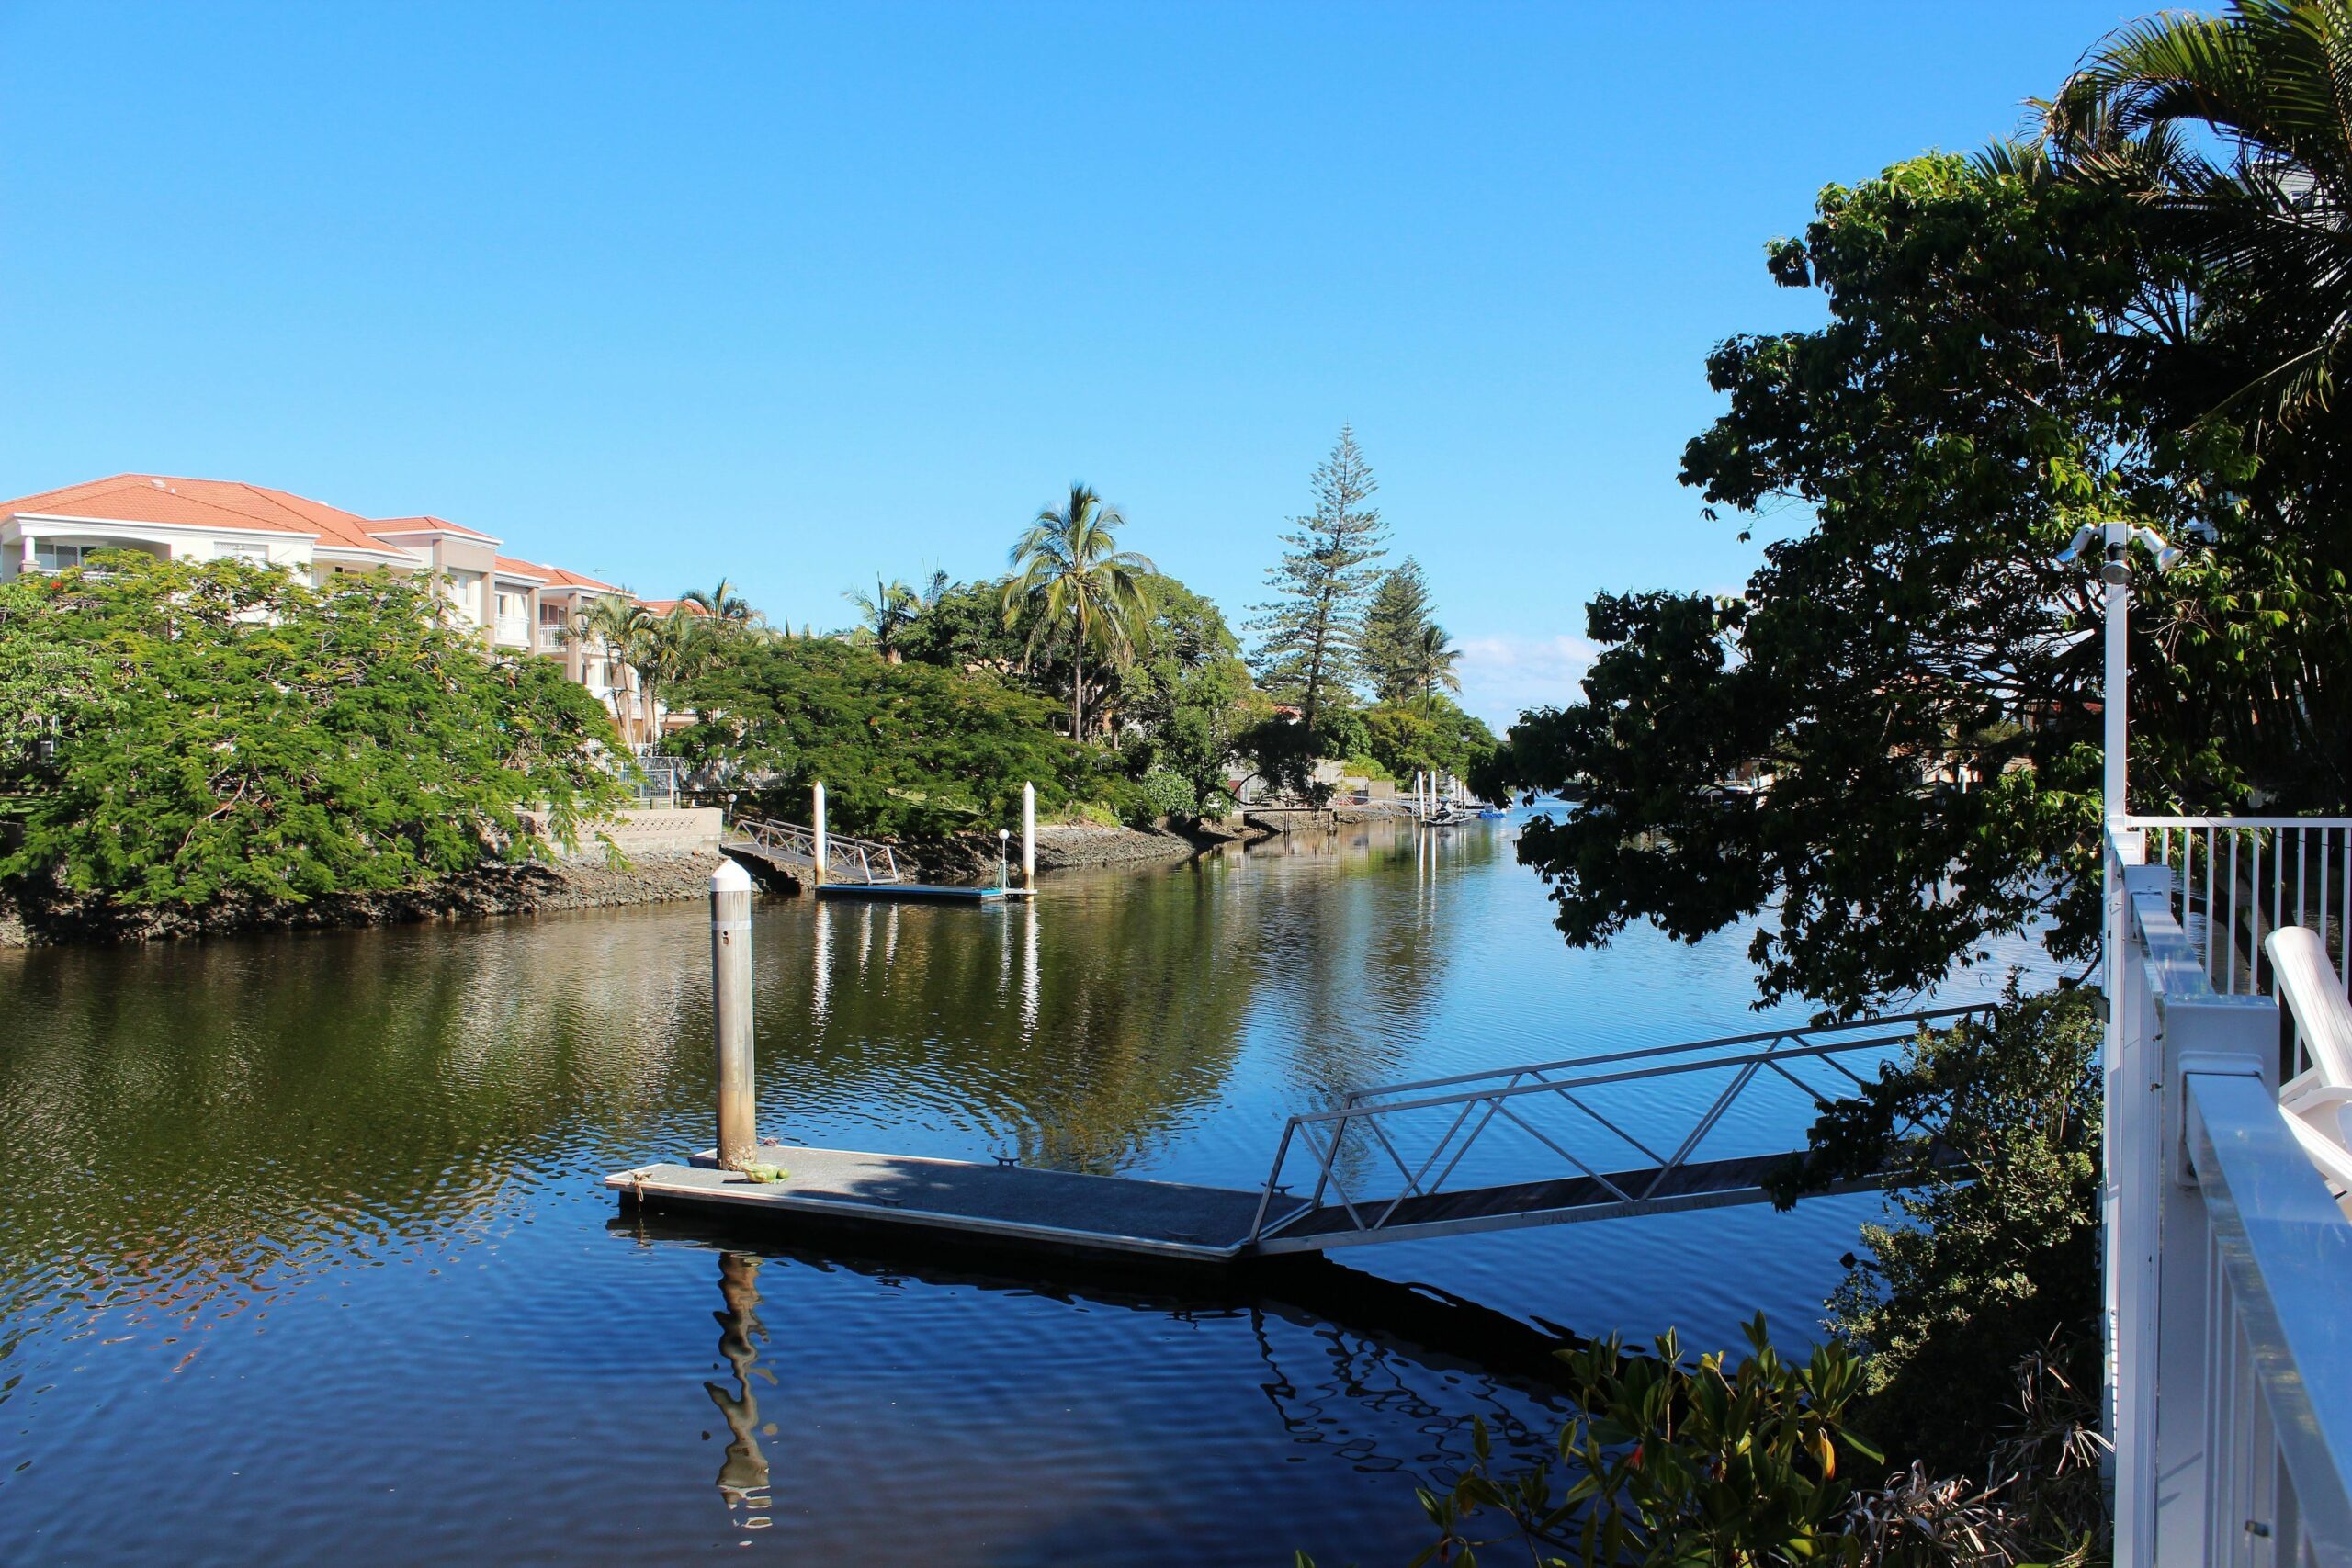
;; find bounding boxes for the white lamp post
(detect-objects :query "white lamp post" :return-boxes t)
[998,828,1010,891]
[2054,513,2211,1522]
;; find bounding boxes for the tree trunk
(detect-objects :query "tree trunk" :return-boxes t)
[1072,623,1086,740]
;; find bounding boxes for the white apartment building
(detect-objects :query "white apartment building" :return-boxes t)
[0,473,661,738]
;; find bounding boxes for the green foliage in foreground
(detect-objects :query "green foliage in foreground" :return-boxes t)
[1307,1317,1883,1568]
[0,552,624,906]
[670,635,1101,840]
[1770,987,2105,1482]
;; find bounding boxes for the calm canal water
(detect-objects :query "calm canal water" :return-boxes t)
[1,815,2045,1565]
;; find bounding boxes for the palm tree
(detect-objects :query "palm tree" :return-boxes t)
[2047,0,2352,423]
[571,593,655,747]
[683,577,758,631]
[1002,484,1158,740]
[566,596,715,750]
[637,604,718,745]
[843,576,923,663]
[1410,622,1463,713]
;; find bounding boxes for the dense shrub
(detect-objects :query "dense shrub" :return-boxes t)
[0,552,623,906]
[671,636,1093,841]
[1136,767,1198,820]
[1768,987,2104,1476]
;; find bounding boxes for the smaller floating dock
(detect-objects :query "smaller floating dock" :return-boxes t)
[609,1145,1306,1263]
[815,882,1034,903]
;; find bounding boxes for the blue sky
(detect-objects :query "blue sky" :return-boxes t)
[2,1,2139,726]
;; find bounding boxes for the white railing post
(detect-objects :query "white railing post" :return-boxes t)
[2109,826,2151,1564]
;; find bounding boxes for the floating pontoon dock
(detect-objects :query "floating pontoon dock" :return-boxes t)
[814,882,1033,903]
[610,1145,1307,1263]
[619,863,1991,1269]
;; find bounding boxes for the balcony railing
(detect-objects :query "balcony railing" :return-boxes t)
[2107,823,2352,1564]
[2126,815,2352,999]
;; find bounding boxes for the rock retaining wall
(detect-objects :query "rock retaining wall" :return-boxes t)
[0,850,725,948]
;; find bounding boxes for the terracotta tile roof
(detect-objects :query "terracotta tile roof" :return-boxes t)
[0,473,403,556]
[635,598,709,616]
[368,513,498,542]
[501,557,620,592]
[492,555,552,582]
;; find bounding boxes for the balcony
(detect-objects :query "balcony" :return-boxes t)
[2106,817,2352,1562]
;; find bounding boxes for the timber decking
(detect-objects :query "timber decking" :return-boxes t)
[607,1145,1307,1262]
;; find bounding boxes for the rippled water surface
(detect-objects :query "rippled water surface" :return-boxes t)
[0,816,2044,1565]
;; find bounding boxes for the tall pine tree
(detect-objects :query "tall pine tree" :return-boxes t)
[1250,424,1388,731]
[1360,558,1435,704]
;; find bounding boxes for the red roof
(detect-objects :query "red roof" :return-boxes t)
[635,598,709,616]
[500,557,619,592]
[492,555,551,582]
[368,513,497,542]
[0,473,402,556]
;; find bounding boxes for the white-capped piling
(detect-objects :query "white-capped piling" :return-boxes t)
[711,858,756,1168]
[1022,781,1035,889]
[812,781,829,887]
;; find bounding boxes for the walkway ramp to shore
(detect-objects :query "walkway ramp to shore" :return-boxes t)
[610,1004,1988,1264]
[723,815,912,886]
[1239,1004,1987,1253]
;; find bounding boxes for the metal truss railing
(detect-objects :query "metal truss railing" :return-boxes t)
[1245,1004,1998,1249]
[725,815,906,884]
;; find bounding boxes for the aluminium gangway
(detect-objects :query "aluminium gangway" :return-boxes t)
[612,1004,1992,1263]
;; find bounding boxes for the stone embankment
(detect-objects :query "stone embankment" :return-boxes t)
[0,851,726,948]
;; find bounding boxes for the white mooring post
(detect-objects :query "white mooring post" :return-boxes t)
[710,858,756,1170]
[812,780,829,887]
[1022,781,1035,889]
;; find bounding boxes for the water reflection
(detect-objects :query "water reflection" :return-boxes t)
[634,1217,1571,1540]
[707,1252,775,1529]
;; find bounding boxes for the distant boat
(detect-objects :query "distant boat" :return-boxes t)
[1477,805,1510,819]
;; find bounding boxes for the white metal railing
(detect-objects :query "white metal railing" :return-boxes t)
[1243,1005,1994,1250]
[724,814,905,884]
[537,622,565,650]
[2107,832,2352,1565]
[2128,815,2352,998]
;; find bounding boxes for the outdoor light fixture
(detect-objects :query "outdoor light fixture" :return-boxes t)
[2052,517,2213,824]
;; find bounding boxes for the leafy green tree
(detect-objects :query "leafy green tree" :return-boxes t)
[1003,483,1159,741]
[1363,696,1495,784]
[0,553,623,908]
[1769,988,2103,1482]
[670,636,1091,840]
[1359,558,1434,704]
[899,576,1031,672]
[1250,424,1388,730]
[1475,152,2258,1015]
[1112,579,1258,814]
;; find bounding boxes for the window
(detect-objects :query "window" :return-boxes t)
[33,542,97,570]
